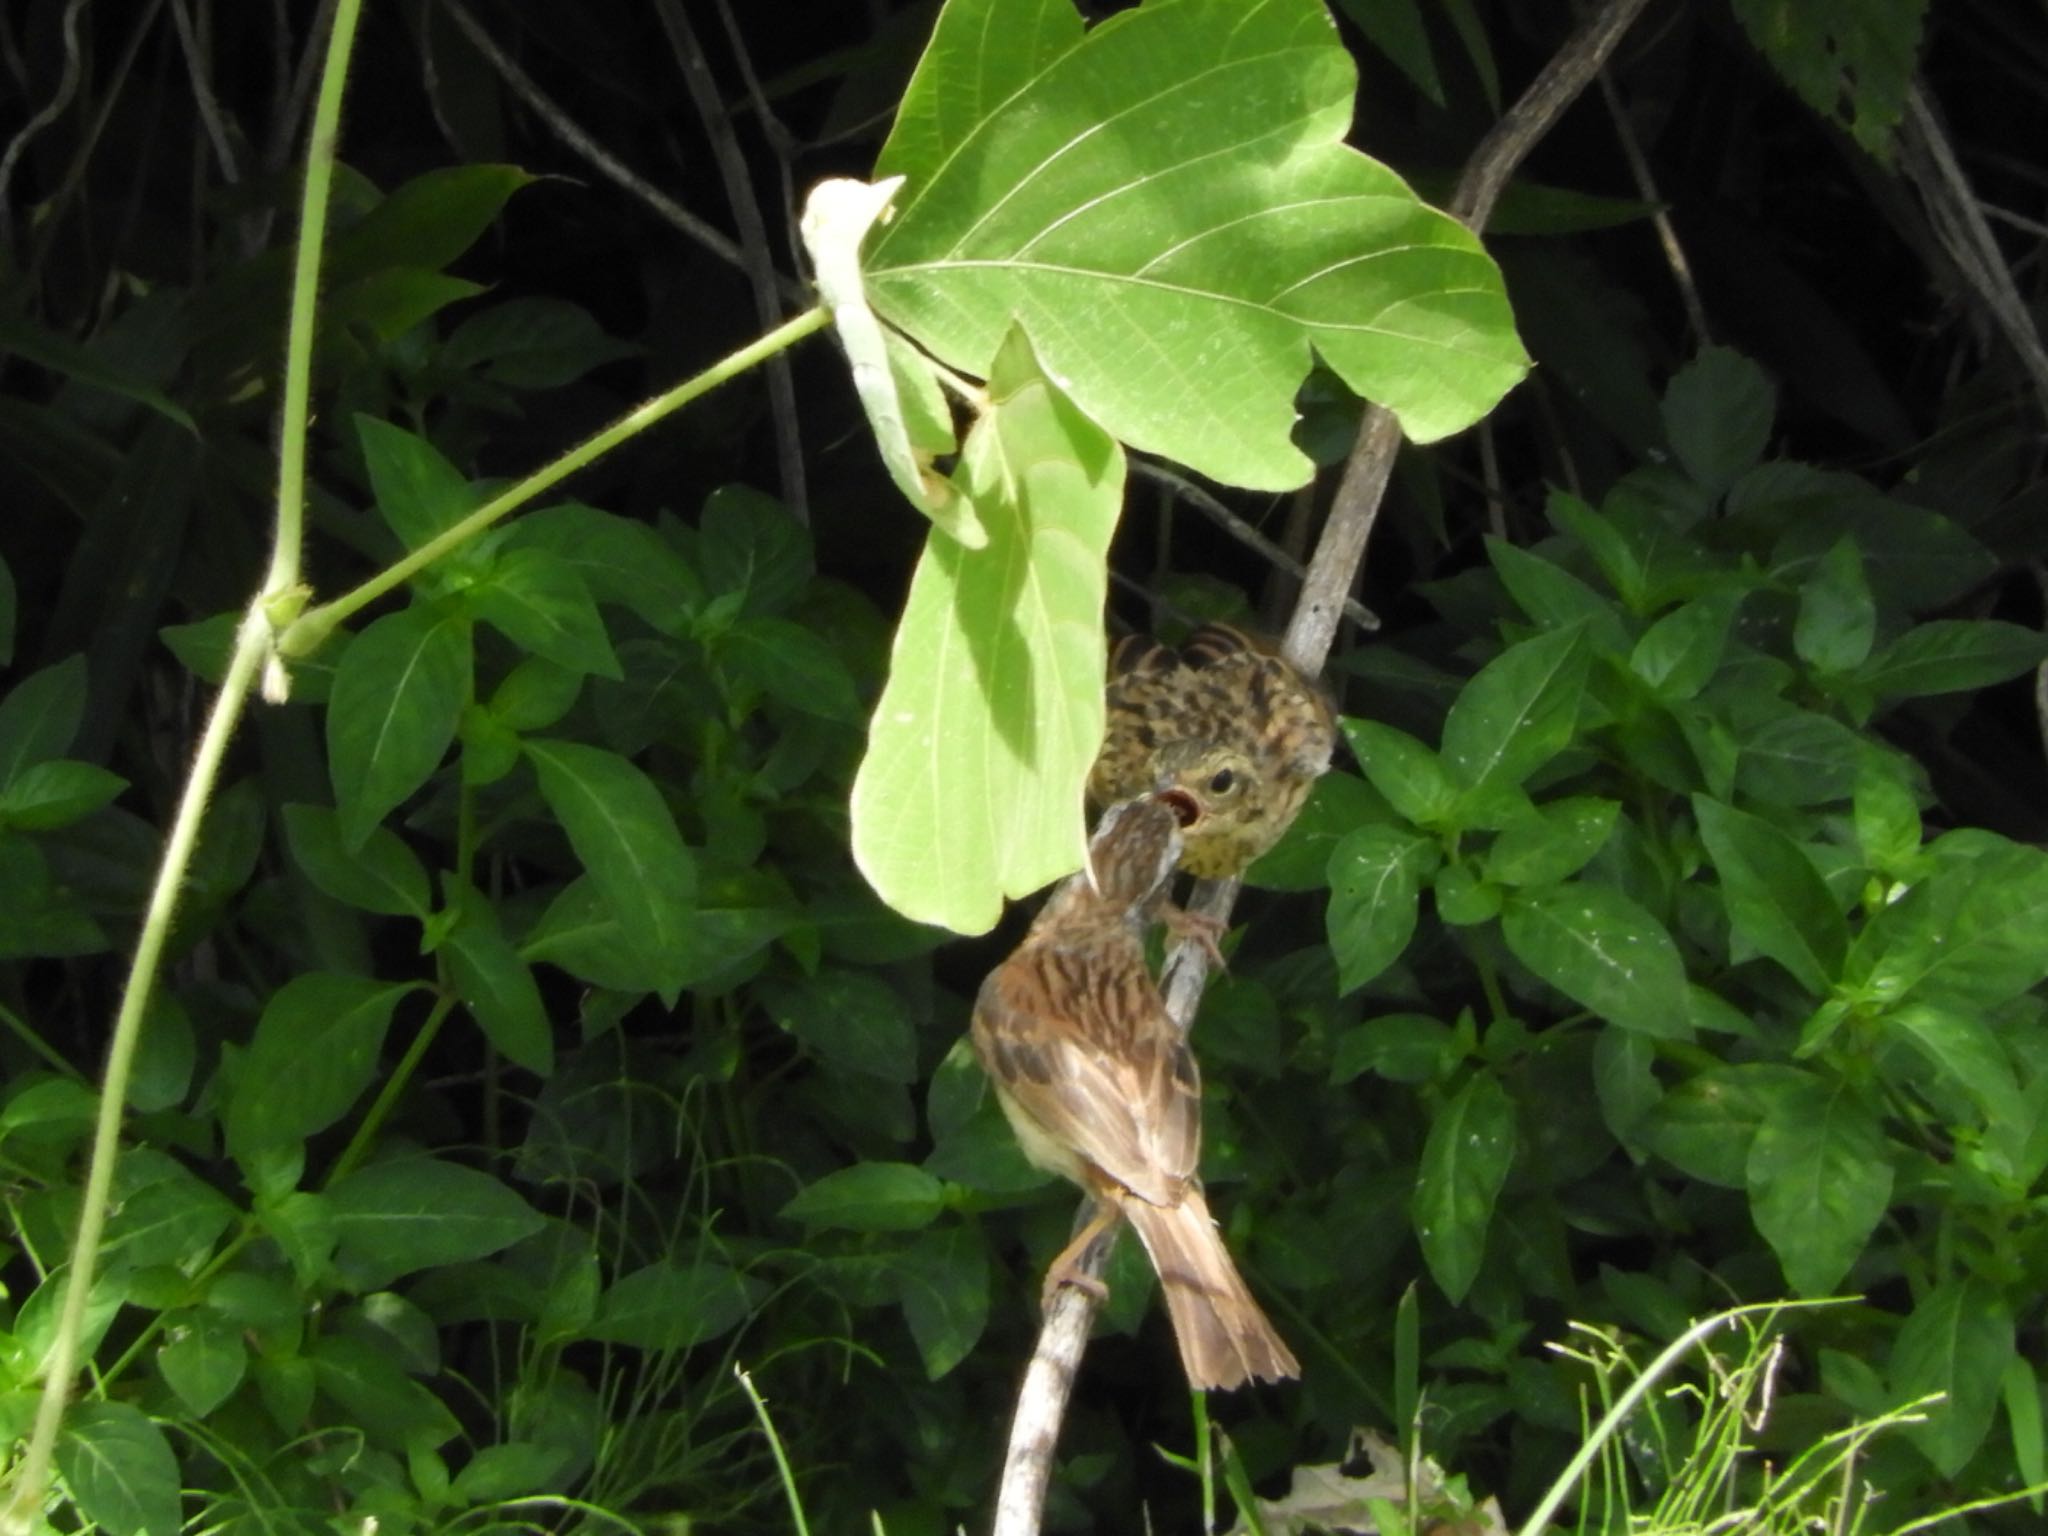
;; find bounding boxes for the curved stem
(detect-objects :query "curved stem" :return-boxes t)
[2,610,270,1535]
[278,304,831,660]
[265,0,365,601]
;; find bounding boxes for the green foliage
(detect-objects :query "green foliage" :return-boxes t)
[4,1,2046,1534]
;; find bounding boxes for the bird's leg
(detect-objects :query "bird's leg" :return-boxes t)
[1041,1195,1124,1312]
[1159,902,1228,972]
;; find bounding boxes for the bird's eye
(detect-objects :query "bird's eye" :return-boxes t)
[1208,768,1236,794]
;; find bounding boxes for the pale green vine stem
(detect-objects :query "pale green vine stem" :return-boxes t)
[1,611,270,1536]
[263,0,364,602]
[1514,1298,1847,1536]
[278,303,830,662]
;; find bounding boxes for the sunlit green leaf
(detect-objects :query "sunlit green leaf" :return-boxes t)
[868,0,1526,490]
[851,324,1122,933]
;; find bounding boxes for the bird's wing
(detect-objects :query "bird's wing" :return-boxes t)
[972,944,1200,1207]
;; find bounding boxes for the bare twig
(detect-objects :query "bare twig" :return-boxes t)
[169,0,242,184]
[438,0,806,310]
[263,0,335,174]
[1598,66,1708,346]
[1899,81,2048,423]
[1132,459,1382,633]
[654,0,808,521]
[0,0,90,253]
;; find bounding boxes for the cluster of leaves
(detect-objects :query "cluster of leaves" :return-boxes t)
[4,0,2042,1533]
[1206,346,2048,1513]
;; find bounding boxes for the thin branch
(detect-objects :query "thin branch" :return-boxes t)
[1899,80,2048,423]
[1131,459,1382,633]
[438,0,806,310]
[1598,66,1708,346]
[169,0,242,184]
[0,0,90,253]
[653,0,809,522]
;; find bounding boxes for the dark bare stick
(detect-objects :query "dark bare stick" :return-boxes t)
[654,0,809,523]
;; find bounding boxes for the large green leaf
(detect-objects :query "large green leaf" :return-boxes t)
[1412,1072,1516,1304]
[1502,884,1692,1039]
[1890,1278,2013,1476]
[1326,824,1433,994]
[225,974,415,1158]
[525,739,697,980]
[586,1260,766,1351]
[1440,624,1589,794]
[327,603,471,847]
[851,325,1122,933]
[328,1157,546,1288]
[1692,795,1846,994]
[1745,1072,1891,1296]
[866,0,1526,493]
[55,1402,182,1536]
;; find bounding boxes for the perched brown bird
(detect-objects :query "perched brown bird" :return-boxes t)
[971,794,1299,1390]
[1089,623,1338,879]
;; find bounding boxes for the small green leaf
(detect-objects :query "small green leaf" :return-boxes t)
[2002,1353,2046,1511]
[1735,709,1864,806]
[1412,1073,1516,1304]
[307,1333,461,1449]
[1550,491,1648,610]
[328,267,484,342]
[327,1157,546,1288]
[505,503,704,630]
[327,603,471,847]
[1245,770,1392,891]
[441,888,552,1074]
[442,296,639,388]
[1345,719,1457,827]
[782,1162,946,1232]
[157,1313,247,1417]
[1730,0,1927,157]
[1662,347,1775,494]
[329,163,532,282]
[1854,765,1921,874]
[0,653,87,787]
[586,1260,766,1350]
[1891,1278,2014,1476]
[1692,795,1847,993]
[1326,824,1434,994]
[1745,1072,1891,1296]
[1857,619,2048,700]
[761,970,917,1083]
[451,1443,569,1503]
[1486,538,1629,652]
[1484,797,1618,886]
[1629,592,1741,702]
[719,615,864,722]
[468,549,621,678]
[699,486,814,618]
[1883,1003,2024,1132]
[1502,884,1692,1038]
[489,656,583,732]
[1794,538,1875,673]
[356,415,478,553]
[0,758,125,830]
[226,974,413,1157]
[1331,1013,1458,1085]
[525,739,697,976]
[1846,838,2048,1009]
[1442,625,1590,793]
[55,1401,182,1536]
[282,803,431,917]
[896,1223,991,1379]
